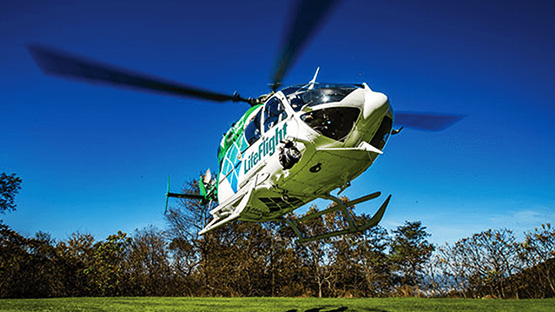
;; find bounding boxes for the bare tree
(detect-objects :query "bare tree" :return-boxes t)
[519,223,555,298]
[435,228,523,298]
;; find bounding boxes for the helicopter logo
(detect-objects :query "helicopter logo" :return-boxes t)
[244,123,288,174]
[26,0,463,242]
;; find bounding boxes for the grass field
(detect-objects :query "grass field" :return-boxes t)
[0,297,553,312]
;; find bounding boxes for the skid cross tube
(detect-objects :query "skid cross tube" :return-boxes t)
[281,192,391,243]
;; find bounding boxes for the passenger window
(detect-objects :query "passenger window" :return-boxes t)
[263,97,288,132]
[245,108,262,145]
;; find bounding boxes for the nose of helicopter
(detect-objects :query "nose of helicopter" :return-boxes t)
[363,84,389,120]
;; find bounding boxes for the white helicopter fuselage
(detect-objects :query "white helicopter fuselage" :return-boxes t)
[26,1,461,242]
[206,82,392,232]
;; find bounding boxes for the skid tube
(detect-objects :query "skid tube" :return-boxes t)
[281,192,391,243]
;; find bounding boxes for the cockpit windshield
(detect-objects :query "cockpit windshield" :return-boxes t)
[282,83,361,111]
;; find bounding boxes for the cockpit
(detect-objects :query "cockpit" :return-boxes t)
[282,83,364,142]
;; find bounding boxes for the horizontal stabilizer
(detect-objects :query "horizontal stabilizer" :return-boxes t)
[165,176,206,213]
[166,192,205,200]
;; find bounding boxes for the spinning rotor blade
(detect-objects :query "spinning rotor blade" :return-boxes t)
[270,0,340,91]
[395,112,465,131]
[27,44,253,104]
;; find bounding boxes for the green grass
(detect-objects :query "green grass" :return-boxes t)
[0,297,553,312]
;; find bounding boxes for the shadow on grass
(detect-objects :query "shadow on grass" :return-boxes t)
[285,307,388,312]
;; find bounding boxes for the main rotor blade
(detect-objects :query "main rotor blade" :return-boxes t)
[270,0,340,91]
[27,43,251,104]
[395,112,465,131]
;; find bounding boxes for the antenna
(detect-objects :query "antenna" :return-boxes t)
[308,67,320,90]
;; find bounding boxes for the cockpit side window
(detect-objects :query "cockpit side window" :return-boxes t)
[263,97,288,133]
[288,96,304,112]
[245,108,262,145]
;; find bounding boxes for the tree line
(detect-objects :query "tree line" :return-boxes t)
[0,174,553,298]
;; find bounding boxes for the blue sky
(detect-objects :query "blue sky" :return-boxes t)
[2,0,554,244]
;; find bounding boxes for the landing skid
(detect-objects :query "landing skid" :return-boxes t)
[281,192,391,243]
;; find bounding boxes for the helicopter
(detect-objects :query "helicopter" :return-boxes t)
[26,0,463,243]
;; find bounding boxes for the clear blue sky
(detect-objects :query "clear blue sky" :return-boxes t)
[2,0,554,244]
